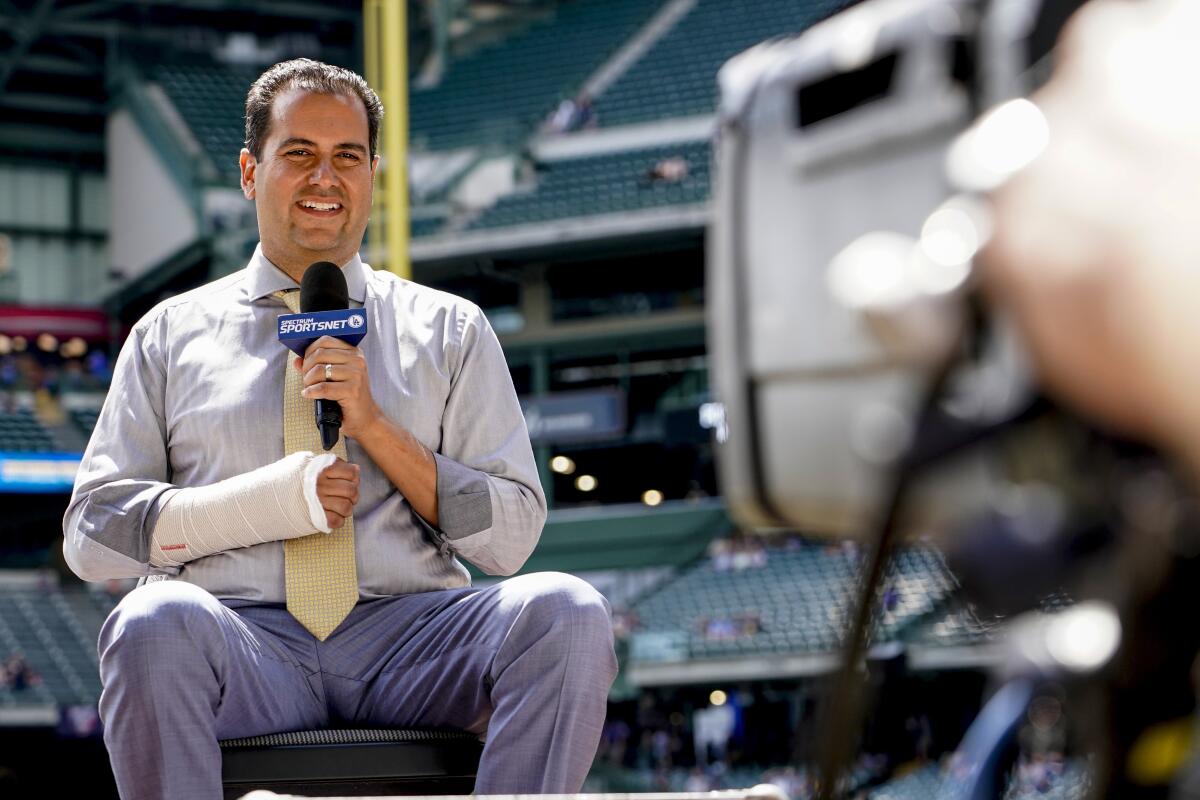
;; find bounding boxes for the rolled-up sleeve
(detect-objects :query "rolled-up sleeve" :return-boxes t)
[427,307,547,576]
[62,313,177,582]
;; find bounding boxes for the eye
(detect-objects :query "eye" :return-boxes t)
[286,149,310,157]
[338,152,361,161]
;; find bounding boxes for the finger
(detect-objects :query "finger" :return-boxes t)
[300,348,357,375]
[323,497,354,519]
[318,478,359,502]
[301,362,364,387]
[302,380,358,401]
[324,511,345,530]
[301,337,355,363]
[320,460,359,481]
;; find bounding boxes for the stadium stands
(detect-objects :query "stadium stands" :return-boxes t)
[154,0,664,173]
[467,141,710,230]
[410,214,448,239]
[68,408,101,439]
[153,63,258,181]
[0,585,112,707]
[409,0,663,151]
[629,539,959,661]
[0,409,58,453]
[592,0,850,128]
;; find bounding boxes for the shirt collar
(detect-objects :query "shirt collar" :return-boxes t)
[246,243,369,304]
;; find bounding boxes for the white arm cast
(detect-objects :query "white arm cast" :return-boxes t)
[148,451,339,567]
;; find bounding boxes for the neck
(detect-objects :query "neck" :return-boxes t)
[263,247,353,283]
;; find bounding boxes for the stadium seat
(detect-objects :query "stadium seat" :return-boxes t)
[219,727,483,799]
[468,141,711,231]
[594,0,851,128]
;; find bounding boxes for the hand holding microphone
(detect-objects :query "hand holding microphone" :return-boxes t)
[293,336,381,441]
[287,261,382,446]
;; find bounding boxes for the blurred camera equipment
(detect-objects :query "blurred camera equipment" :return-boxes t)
[707,0,1200,798]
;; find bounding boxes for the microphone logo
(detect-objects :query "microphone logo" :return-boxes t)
[348,313,365,329]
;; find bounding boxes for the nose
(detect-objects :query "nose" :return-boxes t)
[308,155,338,189]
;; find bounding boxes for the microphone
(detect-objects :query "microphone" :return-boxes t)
[299,261,349,451]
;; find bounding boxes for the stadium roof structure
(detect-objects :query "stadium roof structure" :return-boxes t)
[0,0,367,165]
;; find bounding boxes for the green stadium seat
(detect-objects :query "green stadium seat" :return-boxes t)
[594,0,851,128]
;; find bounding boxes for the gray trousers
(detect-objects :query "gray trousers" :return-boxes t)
[97,572,618,800]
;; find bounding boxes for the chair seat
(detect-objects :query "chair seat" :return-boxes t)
[220,727,482,799]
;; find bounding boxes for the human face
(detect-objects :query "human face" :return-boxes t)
[239,88,378,280]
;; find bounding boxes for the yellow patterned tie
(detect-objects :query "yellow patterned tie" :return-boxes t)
[277,289,358,640]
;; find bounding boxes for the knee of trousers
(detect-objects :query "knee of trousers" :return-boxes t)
[99,581,223,674]
[504,572,617,677]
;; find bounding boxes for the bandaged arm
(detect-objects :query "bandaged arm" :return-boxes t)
[147,451,339,567]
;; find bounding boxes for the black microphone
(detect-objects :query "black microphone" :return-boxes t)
[299,261,349,451]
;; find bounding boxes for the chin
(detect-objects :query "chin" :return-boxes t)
[293,236,344,255]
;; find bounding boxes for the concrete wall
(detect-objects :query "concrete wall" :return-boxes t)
[106,108,198,283]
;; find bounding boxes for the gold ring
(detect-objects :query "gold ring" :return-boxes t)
[324,363,333,381]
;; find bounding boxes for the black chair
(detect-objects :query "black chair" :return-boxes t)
[219,728,483,799]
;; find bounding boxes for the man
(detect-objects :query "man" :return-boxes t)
[63,58,617,800]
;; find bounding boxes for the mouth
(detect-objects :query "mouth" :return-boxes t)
[295,199,344,218]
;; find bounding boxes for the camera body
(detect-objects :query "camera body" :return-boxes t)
[707,0,1072,536]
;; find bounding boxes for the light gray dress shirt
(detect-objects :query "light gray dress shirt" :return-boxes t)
[62,245,547,602]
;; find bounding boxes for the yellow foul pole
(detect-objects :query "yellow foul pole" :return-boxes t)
[364,0,410,279]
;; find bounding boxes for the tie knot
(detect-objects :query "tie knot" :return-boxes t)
[276,289,301,313]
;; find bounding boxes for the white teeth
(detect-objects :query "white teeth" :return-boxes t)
[301,201,340,211]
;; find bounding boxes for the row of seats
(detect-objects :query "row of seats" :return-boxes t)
[155,0,661,169]
[147,1,858,236]
[69,408,100,438]
[630,539,961,661]
[467,141,710,230]
[0,408,58,452]
[593,0,851,127]
[410,0,661,151]
[0,586,118,707]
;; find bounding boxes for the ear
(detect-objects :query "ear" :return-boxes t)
[370,154,380,182]
[239,149,256,199]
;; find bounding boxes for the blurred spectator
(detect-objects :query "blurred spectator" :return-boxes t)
[693,699,736,765]
[59,704,102,738]
[0,355,16,389]
[599,718,631,765]
[612,608,641,639]
[685,766,712,792]
[544,92,597,134]
[882,585,900,612]
[643,156,689,185]
[698,614,761,641]
[710,538,734,571]
[1,653,42,691]
[709,533,769,572]
[85,349,111,383]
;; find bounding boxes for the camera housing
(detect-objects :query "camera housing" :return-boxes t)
[706,0,1075,536]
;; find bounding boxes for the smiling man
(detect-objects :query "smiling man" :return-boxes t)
[63,59,617,800]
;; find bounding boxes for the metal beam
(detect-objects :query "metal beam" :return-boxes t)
[47,35,104,70]
[0,0,58,95]
[0,2,360,43]
[54,0,360,23]
[57,0,124,19]
[120,0,362,22]
[0,92,106,115]
[19,52,96,76]
[0,123,104,155]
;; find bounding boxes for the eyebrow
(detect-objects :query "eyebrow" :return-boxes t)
[277,137,368,155]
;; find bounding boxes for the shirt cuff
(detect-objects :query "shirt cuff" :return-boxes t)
[433,453,493,540]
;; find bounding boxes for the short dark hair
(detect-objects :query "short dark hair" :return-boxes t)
[244,58,384,161]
